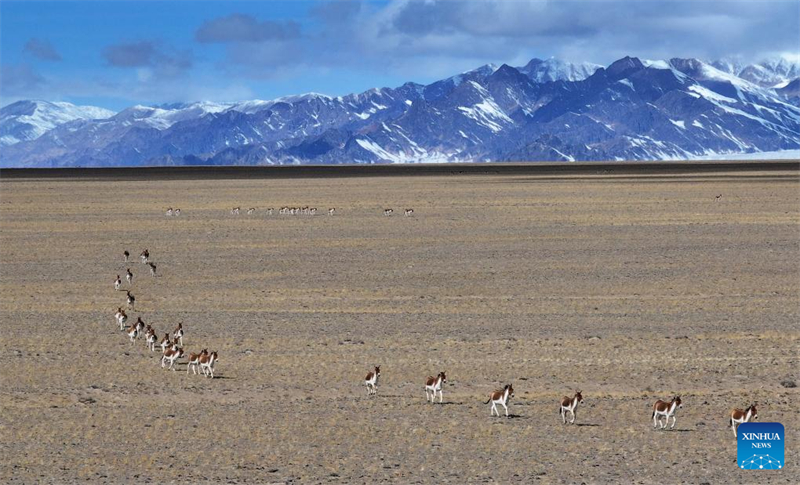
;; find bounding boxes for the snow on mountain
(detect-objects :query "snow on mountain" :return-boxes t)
[712,54,800,88]
[517,57,602,83]
[2,55,799,167]
[0,100,114,146]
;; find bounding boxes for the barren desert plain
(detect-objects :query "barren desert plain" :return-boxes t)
[1,163,799,484]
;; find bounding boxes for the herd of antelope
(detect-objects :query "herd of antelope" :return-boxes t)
[114,248,219,378]
[362,367,759,434]
[229,206,334,216]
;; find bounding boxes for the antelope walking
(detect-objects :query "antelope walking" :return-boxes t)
[187,349,208,375]
[123,250,130,262]
[328,208,335,216]
[560,390,584,425]
[425,372,447,403]
[165,208,173,217]
[159,334,171,353]
[231,207,240,215]
[115,308,128,330]
[383,209,393,216]
[715,194,722,202]
[486,384,515,417]
[126,324,139,344]
[404,209,414,217]
[145,327,157,351]
[133,317,145,338]
[126,291,135,311]
[140,249,149,264]
[174,209,181,216]
[247,208,256,215]
[267,208,274,215]
[161,347,184,371]
[114,275,122,291]
[173,323,184,346]
[364,366,381,395]
[652,396,683,430]
[199,351,218,378]
[730,404,758,437]
[148,262,157,277]
[126,268,133,286]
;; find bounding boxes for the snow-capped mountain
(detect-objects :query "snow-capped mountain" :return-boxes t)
[0,100,114,146]
[2,55,799,167]
[517,58,602,83]
[712,54,800,88]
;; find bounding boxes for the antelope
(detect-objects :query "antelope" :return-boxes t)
[231,207,240,215]
[715,194,722,202]
[140,249,149,264]
[115,307,128,330]
[126,291,135,311]
[199,351,218,378]
[383,209,393,216]
[247,208,255,215]
[328,208,335,216]
[187,349,208,375]
[404,209,414,217]
[114,275,122,291]
[730,403,758,437]
[364,366,381,395]
[486,384,515,417]
[173,323,184,346]
[148,262,157,277]
[123,250,130,262]
[159,334,171,353]
[652,396,683,430]
[310,208,317,215]
[126,268,133,286]
[267,208,274,215]
[161,347,184,371]
[133,317,145,338]
[165,208,173,216]
[145,328,157,351]
[560,390,584,425]
[174,209,181,216]
[126,324,139,344]
[425,372,447,403]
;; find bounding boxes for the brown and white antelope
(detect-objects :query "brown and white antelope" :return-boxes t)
[652,396,683,430]
[115,307,128,330]
[126,324,139,344]
[404,209,414,217]
[364,366,381,395]
[199,351,218,378]
[140,249,149,264]
[231,207,240,215]
[267,208,274,215]
[730,403,758,437]
[123,250,130,262]
[247,208,256,215]
[114,275,122,291]
[148,262,157,277]
[145,327,157,351]
[166,208,173,216]
[126,291,135,310]
[425,372,447,403]
[187,349,208,375]
[486,384,515,417]
[161,347,184,371]
[174,209,181,216]
[133,317,145,338]
[126,268,133,286]
[383,209,393,216]
[328,208,335,216]
[173,323,184,346]
[560,390,584,425]
[159,334,171,353]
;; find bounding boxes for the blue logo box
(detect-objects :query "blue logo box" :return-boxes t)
[738,422,785,470]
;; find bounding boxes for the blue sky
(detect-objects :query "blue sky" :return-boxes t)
[2,0,798,111]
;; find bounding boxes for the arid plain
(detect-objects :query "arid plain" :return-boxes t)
[1,165,798,484]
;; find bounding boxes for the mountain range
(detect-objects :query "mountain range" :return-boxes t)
[1,55,799,167]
